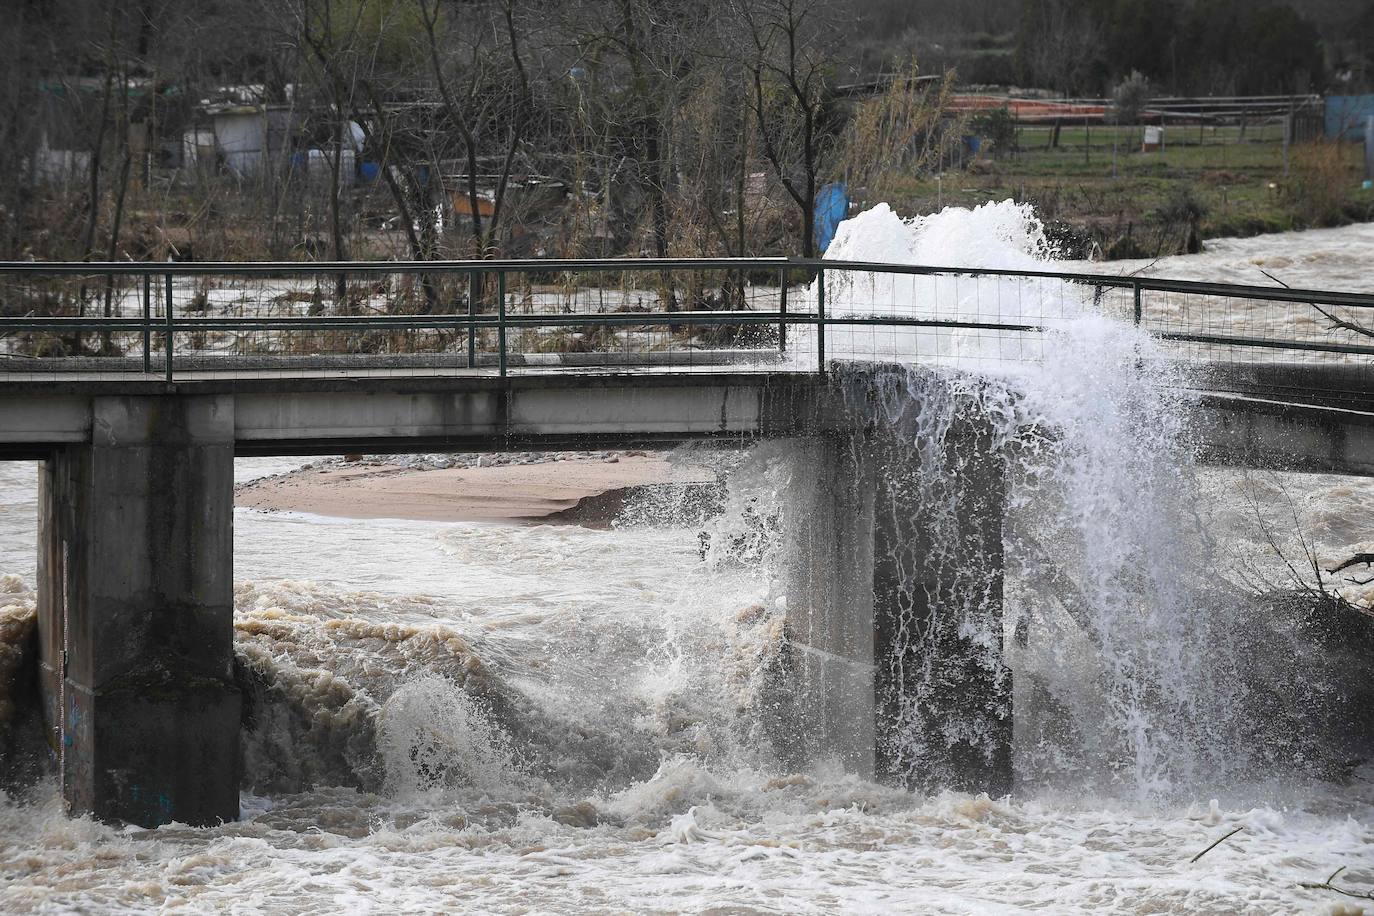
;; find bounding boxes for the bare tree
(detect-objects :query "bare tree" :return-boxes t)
[1014,0,1103,96]
[0,3,41,258]
[415,0,533,257]
[733,0,839,258]
[293,0,432,264]
[558,0,706,304]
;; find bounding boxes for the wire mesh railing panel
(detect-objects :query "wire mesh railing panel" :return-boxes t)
[1139,285,1374,405]
[0,271,150,380]
[805,268,1128,371]
[162,271,476,378]
[1143,287,1374,358]
[497,266,795,375]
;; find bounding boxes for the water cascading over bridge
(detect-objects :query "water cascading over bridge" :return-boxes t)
[780,367,1012,793]
[4,247,1374,826]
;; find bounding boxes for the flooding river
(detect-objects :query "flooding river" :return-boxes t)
[2,214,1373,914]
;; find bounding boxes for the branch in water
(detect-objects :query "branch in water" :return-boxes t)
[1259,268,1374,341]
[1190,825,1244,863]
[1309,301,1374,340]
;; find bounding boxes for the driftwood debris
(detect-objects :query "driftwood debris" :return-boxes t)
[1260,268,1374,342]
[1299,866,1374,901]
[1327,554,1374,574]
[1326,553,1374,586]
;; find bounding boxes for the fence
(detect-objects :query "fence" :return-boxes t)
[2,258,1373,406]
[952,93,1326,153]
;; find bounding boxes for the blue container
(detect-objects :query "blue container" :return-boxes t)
[359,161,380,183]
[814,183,849,253]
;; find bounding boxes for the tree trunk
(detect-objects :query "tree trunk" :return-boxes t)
[102,146,132,354]
[329,122,347,305]
[75,69,114,354]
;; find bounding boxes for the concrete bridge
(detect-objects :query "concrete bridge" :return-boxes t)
[3,258,1373,827]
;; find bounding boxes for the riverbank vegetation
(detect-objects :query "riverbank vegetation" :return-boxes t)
[3,0,1373,265]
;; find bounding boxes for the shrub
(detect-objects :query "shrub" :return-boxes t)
[970,106,1017,158]
[1109,71,1151,125]
[1288,141,1355,227]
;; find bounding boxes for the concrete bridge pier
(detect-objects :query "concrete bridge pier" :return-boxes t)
[784,407,1012,794]
[37,395,239,827]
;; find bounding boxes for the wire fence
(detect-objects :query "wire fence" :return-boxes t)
[2,258,1373,406]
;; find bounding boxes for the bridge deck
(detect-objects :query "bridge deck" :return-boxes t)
[0,369,830,460]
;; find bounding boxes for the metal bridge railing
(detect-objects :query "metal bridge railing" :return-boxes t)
[2,258,1373,405]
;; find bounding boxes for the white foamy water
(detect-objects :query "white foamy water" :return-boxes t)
[4,212,1374,913]
[1084,221,1374,293]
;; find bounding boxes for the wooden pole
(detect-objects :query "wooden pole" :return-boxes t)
[1283,103,1292,177]
[1365,116,1374,181]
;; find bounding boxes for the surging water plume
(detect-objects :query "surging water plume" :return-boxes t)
[809,201,1250,799]
[233,582,509,795]
[378,676,519,798]
[828,200,1054,272]
[228,515,794,811]
[1005,318,1238,797]
[0,576,41,788]
[813,200,1072,366]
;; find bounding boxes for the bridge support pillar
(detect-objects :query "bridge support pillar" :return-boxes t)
[785,388,1012,794]
[867,406,1012,795]
[37,395,239,827]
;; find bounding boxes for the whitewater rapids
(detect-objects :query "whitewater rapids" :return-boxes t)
[2,207,1373,913]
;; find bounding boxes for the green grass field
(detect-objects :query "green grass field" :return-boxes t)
[866,129,1373,259]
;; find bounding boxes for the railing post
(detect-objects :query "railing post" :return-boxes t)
[497,269,507,378]
[164,272,174,383]
[816,265,826,377]
[467,268,479,370]
[778,267,788,354]
[142,274,152,375]
[1133,280,1142,325]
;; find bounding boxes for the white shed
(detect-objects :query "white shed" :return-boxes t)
[206,105,268,177]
